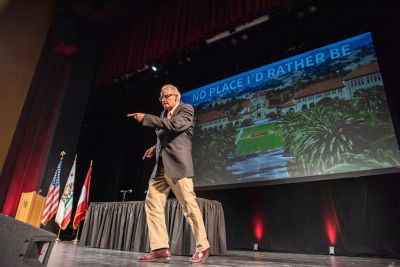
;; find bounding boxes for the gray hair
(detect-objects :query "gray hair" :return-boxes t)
[161,84,181,100]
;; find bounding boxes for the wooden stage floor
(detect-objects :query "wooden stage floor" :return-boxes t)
[47,241,398,267]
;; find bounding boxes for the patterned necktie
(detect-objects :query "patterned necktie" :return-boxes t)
[167,111,173,119]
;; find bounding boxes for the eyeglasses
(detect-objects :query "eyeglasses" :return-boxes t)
[159,94,177,101]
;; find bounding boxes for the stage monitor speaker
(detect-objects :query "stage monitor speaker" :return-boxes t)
[0,213,56,267]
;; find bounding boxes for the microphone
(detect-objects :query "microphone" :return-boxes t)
[120,189,133,201]
[120,189,133,193]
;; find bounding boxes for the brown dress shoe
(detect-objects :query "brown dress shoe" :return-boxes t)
[137,248,171,262]
[189,248,209,264]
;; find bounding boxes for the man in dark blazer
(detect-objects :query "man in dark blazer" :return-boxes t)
[127,84,210,264]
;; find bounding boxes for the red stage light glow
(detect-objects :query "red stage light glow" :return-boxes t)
[253,214,264,241]
[325,218,337,245]
[322,197,340,245]
[54,43,78,56]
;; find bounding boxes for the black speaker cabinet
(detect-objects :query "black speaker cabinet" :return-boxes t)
[0,213,56,267]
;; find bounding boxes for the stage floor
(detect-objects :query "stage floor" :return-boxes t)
[47,241,398,266]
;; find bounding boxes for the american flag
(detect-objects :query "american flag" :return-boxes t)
[41,155,64,226]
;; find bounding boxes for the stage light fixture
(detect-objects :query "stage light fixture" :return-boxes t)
[151,65,157,72]
[205,14,269,44]
[137,64,149,73]
[253,243,259,251]
[329,246,335,256]
[235,14,269,32]
[205,30,231,44]
[309,6,317,13]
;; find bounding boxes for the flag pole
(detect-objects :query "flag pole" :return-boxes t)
[55,227,61,242]
[73,224,80,244]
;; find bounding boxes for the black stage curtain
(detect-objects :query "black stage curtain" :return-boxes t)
[80,198,227,255]
[95,0,294,85]
[199,174,400,258]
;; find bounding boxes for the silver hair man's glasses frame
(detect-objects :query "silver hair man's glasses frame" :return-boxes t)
[159,94,177,101]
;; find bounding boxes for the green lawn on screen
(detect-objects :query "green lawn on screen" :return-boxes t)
[236,123,283,155]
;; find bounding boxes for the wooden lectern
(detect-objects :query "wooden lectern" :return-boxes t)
[15,191,46,228]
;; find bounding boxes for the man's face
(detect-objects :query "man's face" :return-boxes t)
[160,88,178,110]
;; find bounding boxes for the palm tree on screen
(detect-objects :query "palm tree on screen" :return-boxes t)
[279,106,359,174]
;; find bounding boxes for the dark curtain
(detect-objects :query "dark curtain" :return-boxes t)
[95,0,294,85]
[199,174,400,258]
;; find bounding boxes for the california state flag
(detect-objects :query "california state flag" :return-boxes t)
[55,156,76,230]
[73,161,93,229]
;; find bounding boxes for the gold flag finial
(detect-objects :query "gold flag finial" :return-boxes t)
[60,151,66,159]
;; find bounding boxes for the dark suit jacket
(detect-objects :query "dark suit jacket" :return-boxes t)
[142,102,194,179]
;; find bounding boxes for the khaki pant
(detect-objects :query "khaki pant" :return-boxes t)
[145,163,210,252]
